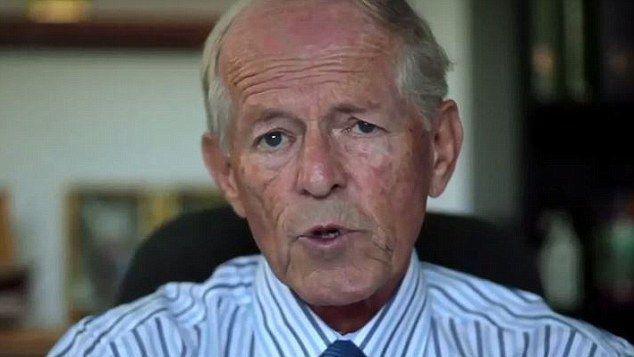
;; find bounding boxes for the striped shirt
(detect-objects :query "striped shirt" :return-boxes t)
[51,253,633,356]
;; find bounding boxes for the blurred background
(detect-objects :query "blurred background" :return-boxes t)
[0,0,631,354]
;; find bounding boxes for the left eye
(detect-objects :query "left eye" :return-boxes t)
[351,120,379,135]
[255,130,291,152]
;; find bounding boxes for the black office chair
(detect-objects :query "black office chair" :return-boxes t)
[117,205,541,304]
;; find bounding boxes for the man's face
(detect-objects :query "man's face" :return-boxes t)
[207,1,449,307]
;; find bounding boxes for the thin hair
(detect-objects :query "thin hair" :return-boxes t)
[201,0,451,152]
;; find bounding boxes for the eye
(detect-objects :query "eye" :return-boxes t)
[255,130,291,151]
[355,121,377,134]
[347,120,381,136]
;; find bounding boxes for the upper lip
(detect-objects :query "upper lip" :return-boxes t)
[299,224,353,237]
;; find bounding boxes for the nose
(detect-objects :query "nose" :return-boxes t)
[296,131,346,198]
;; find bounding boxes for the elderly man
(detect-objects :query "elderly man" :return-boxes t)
[52,0,632,356]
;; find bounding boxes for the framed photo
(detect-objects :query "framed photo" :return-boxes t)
[66,185,226,321]
[67,189,141,321]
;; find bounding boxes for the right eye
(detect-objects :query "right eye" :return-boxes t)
[255,130,291,151]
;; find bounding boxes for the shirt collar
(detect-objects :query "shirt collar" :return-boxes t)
[253,251,431,356]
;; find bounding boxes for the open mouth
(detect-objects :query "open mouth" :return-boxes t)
[299,225,349,240]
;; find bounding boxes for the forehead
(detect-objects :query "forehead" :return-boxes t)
[218,0,400,106]
[222,0,393,59]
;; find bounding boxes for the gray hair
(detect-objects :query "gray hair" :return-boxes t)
[201,0,451,152]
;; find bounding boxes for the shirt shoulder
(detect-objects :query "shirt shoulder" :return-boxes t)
[49,255,261,356]
[422,262,633,356]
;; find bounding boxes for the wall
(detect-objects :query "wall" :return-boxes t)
[0,50,210,327]
[412,0,474,215]
[0,0,479,327]
[470,0,522,224]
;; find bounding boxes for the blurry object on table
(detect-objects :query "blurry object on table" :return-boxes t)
[539,210,584,312]
[0,266,28,330]
[593,191,634,308]
[0,190,28,329]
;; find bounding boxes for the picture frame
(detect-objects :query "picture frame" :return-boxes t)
[66,188,141,321]
[66,185,225,321]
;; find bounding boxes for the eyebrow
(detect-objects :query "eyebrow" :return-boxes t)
[252,102,376,122]
[329,103,369,116]
[253,109,300,124]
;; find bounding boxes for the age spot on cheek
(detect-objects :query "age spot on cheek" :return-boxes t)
[343,139,393,167]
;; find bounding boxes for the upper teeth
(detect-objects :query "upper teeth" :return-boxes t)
[313,229,340,239]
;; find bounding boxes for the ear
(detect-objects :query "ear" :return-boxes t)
[201,132,246,218]
[428,100,463,198]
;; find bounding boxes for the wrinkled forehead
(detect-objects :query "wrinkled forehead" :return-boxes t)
[218,0,398,85]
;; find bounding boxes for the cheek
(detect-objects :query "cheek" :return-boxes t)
[236,159,289,237]
[343,134,421,198]
[342,134,429,242]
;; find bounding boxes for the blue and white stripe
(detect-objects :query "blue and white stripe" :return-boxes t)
[50,253,633,356]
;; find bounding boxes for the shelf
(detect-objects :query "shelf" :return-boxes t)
[0,18,214,49]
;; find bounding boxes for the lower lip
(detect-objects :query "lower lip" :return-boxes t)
[298,231,361,249]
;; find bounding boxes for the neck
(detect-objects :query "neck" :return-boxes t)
[308,266,408,334]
